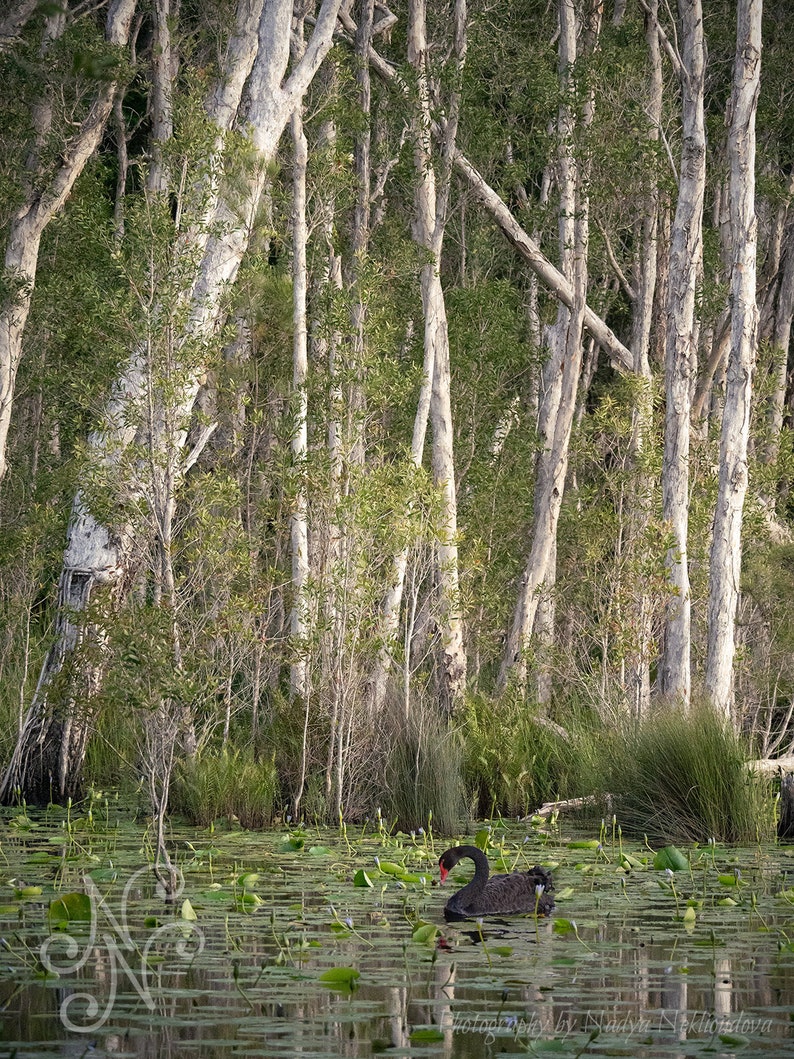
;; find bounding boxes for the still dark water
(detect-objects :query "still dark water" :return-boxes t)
[1,802,793,1057]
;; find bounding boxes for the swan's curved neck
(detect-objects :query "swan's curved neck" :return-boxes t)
[450,845,490,899]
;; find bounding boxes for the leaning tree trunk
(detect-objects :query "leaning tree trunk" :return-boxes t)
[705,0,762,719]
[0,0,137,483]
[658,0,706,706]
[0,0,344,804]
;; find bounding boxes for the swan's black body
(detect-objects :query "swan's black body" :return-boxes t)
[438,845,554,920]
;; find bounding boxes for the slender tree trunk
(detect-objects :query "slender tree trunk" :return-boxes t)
[497,0,595,696]
[659,0,706,706]
[289,108,310,703]
[0,0,137,482]
[626,0,663,718]
[0,0,344,804]
[705,0,762,719]
[763,215,794,465]
[371,0,467,713]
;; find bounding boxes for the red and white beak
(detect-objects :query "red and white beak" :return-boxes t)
[439,863,448,883]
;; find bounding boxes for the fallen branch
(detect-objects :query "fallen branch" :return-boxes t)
[747,754,794,776]
[527,793,612,819]
[332,11,635,373]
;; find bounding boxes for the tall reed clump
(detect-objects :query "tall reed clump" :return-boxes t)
[84,701,140,793]
[462,693,596,818]
[605,704,774,843]
[170,749,279,829]
[379,699,467,835]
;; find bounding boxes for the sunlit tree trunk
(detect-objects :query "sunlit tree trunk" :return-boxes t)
[0,0,137,482]
[705,0,762,719]
[659,0,706,706]
[0,0,344,804]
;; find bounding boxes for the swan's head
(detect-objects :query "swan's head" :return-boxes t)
[438,846,463,883]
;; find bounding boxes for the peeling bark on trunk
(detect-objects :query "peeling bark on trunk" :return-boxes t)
[0,0,344,804]
[705,0,762,719]
[659,0,706,706]
[0,0,137,483]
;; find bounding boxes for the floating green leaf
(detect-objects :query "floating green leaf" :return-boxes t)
[411,923,438,945]
[353,869,373,888]
[49,892,92,927]
[375,860,403,876]
[15,885,43,898]
[181,898,197,921]
[552,918,575,934]
[410,1028,444,1042]
[718,872,742,887]
[319,966,360,991]
[474,829,491,851]
[653,846,688,872]
[279,836,305,852]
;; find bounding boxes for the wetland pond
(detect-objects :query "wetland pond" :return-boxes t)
[1,799,794,1058]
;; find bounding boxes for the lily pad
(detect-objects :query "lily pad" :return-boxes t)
[48,892,92,927]
[319,966,360,991]
[653,846,689,872]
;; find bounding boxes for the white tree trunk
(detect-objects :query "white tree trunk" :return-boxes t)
[372,0,467,712]
[497,0,594,695]
[289,108,310,703]
[0,0,137,482]
[0,0,344,803]
[659,0,706,706]
[359,29,633,371]
[705,0,762,718]
[626,0,663,718]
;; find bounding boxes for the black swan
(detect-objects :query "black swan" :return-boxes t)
[438,845,554,920]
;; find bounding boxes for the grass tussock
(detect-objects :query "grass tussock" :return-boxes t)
[379,700,467,835]
[606,704,774,844]
[170,749,279,829]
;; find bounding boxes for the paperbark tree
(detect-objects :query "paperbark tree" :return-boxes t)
[497,0,597,695]
[0,0,137,483]
[658,0,706,706]
[372,0,467,713]
[624,0,664,718]
[0,0,344,804]
[705,0,762,718]
[289,106,310,704]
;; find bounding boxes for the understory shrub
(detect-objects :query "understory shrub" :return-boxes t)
[462,693,598,818]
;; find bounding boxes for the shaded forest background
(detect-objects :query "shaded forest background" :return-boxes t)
[0,0,792,836]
